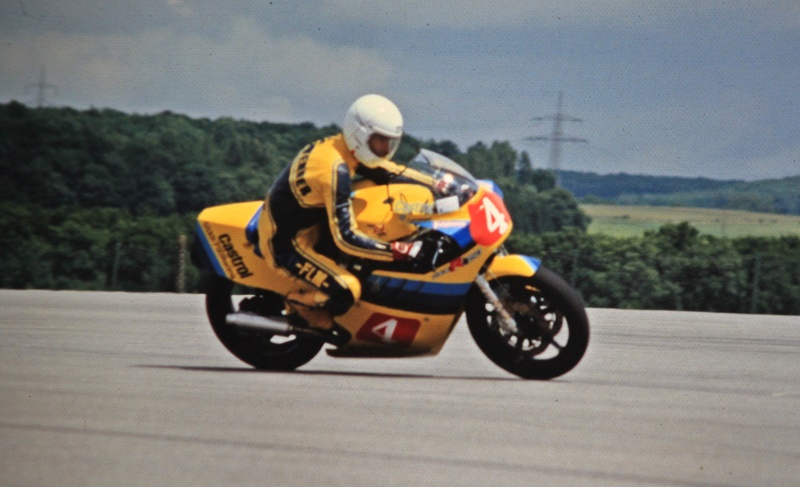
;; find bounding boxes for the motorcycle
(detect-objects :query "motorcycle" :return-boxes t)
[192,149,589,379]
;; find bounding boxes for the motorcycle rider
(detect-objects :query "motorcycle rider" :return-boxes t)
[258,94,434,332]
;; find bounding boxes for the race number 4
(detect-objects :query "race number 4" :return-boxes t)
[356,314,420,346]
[481,195,509,234]
[468,192,511,246]
[368,319,399,343]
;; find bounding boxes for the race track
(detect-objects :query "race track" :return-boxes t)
[1,290,799,486]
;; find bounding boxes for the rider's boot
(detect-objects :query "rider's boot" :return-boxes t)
[285,289,335,331]
[284,288,351,346]
[286,301,352,345]
[293,305,335,331]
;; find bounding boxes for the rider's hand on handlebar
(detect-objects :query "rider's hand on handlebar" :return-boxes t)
[391,240,423,261]
[434,174,455,195]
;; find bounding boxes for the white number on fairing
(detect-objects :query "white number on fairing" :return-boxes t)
[481,196,509,234]
[370,319,399,343]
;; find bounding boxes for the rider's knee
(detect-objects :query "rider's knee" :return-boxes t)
[339,274,362,301]
[329,274,361,316]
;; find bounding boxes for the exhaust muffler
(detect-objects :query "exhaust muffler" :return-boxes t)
[225,311,351,346]
[225,312,293,334]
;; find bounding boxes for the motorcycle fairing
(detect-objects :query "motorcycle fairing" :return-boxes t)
[195,201,299,295]
[477,179,504,198]
[194,161,539,357]
[415,219,473,248]
[486,254,541,279]
[329,299,462,357]
[361,274,472,315]
[245,204,264,258]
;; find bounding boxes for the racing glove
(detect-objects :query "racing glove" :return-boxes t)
[391,240,423,261]
[434,174,455,195]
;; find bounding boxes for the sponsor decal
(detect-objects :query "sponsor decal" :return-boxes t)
[216,233,254,278]
[394,199,434,215]
[293,143,314,196]
[356,313,421,346]
[295,261,331,289]
[432,248,482,278]
[432,220,470,229]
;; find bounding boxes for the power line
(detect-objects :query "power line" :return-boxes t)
[525,91,587,185]
[26,66,57,107]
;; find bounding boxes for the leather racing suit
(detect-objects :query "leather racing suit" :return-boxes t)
[258,134,432,316]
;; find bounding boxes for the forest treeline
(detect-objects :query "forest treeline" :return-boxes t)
[509,225,799,315]
[1,101,798,314]
[561,170,800,215]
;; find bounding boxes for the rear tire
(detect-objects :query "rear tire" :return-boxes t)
[466,266,589,380]
[204,274,323,370]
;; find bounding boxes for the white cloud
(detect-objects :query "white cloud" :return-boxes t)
[0,17,393,121]
[7,1,797,36]
[166,0,194,18]
[566,88,782,179]
[318,0,800,32]
[320,0,672,29]
[1,1,797,180]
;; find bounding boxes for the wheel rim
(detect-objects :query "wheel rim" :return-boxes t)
[206,276,323,370]
[487,281,570,360]
[227,293,313,355]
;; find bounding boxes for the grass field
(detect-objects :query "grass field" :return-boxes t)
[581,204,800,238]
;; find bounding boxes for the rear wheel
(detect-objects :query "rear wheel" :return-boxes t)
[466,266,589,380]
[204,274,323,370]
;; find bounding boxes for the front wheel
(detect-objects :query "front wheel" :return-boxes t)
[466,266,589,380]
[204,274,323,370]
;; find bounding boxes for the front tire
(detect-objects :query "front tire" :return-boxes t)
[204,274,323,370]
[466,266,589,380]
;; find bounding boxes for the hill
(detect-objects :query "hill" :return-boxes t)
[1,102,798,315]
[561,170,800,215]
[582,204,800,238]
[0,101,340,215]
[0,100,589,292]
[0,101,587,233]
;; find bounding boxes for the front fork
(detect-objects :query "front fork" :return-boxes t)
[475,274,519,334]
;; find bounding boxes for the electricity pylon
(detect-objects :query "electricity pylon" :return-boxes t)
[526,91,586,186]
[27,66,57,107]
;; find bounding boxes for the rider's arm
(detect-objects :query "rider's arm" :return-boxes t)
[326,163,395,262]
[355,160,436,187]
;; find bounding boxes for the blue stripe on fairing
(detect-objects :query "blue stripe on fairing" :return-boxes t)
[381,277,471,295]
[362,275,472,314]
[195,223,226,277]
[522,255,542,272]
[478,179,504,198]
[245,205,263,257]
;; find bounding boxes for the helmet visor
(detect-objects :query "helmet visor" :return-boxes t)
[368,133,401,159]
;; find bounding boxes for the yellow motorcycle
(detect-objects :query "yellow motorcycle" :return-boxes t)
[192,149,589,379]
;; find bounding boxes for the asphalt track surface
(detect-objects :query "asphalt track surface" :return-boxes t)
[1,290,799,487]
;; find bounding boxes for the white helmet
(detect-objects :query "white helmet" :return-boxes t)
[343,94,403,167]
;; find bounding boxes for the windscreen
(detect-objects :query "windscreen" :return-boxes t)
[405,149,479,210]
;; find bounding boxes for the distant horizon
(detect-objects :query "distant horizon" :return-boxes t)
[7,98,798,184]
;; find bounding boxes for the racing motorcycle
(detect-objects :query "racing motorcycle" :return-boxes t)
[192,149,589,379]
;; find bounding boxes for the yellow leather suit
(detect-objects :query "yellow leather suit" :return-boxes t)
[258,134,431,315]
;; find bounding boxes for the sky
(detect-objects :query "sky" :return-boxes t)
[1,1,799,181]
